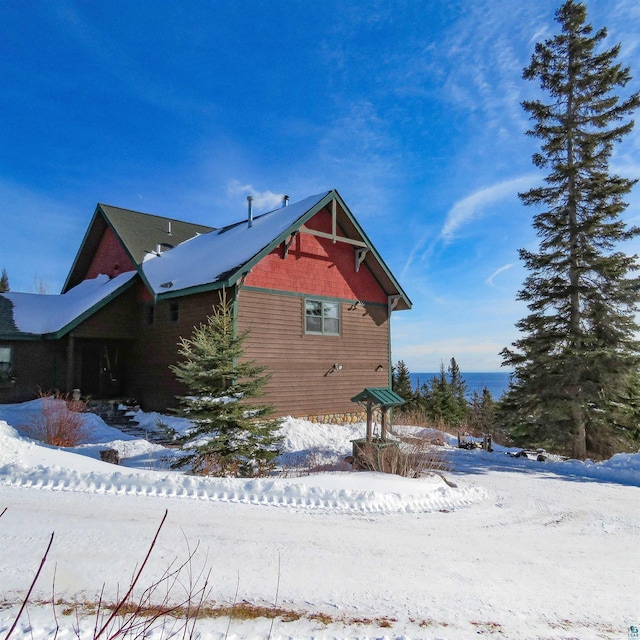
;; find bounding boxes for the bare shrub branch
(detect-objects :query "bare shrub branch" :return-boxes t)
[354,433,449,477]
[224,572,241,640]
[277,451,352,478]
[4,532,54,640]
[267,552,281,640]
[21,391,89,447]
[93,510,169,639]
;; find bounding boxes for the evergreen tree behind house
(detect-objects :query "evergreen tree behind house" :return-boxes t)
[500,0,640,458]
[468,388,497,438]
[392,360,414,403]
[170,294,283,477]
[420,359,469,428]
[0,269,8,293]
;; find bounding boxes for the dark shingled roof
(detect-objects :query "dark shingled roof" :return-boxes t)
[63,205,214,292]
[99,204,214,265]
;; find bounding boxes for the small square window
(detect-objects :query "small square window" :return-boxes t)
[305,299,340,335]
[169,301,179,323]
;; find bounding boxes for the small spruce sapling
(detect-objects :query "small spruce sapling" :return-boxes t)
[170,292,283,476]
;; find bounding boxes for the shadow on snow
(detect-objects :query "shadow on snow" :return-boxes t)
[447,448,640,488]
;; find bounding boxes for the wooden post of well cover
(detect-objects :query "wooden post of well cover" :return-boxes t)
[366,399,373,442]
[380,408,388,441]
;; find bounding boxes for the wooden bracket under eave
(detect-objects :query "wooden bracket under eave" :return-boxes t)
[238,270,251,288]
[355,247,368,272]
[388,294,402,316]
[282,231,298,259]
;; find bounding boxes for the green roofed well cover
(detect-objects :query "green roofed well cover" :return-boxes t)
[350,387,405,407]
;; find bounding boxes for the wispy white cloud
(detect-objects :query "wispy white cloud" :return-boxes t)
[398,337,505,357]
[315,100,403,218]
[485,263,514,287]
[441,175,535,242]
[400,229,439,281]
[226,181,285,212]
[434,1,547,133]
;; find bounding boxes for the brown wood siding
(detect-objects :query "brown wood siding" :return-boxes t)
[70,285,139,339]
[237,288,390,418]
[0,340,66,403]
[128,288,225,410]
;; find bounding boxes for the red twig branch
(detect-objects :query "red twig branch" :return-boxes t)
[93,509,168,640]
[4,532,55,640]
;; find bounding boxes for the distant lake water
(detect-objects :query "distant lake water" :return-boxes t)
[409,371,512,399]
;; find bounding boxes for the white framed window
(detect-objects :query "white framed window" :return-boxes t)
[305,299,340,335]
[0,345,12,381]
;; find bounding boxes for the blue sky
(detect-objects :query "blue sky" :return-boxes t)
[2,0,640,372]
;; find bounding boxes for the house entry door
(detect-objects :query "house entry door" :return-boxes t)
[78,341,123,398]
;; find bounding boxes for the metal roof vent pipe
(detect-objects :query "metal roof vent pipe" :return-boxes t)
[283,194,289,207]
[247,195,254,228]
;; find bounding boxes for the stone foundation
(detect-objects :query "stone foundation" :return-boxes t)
[303,411,367,425]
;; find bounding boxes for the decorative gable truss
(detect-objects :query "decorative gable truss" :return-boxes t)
[139,189,411,313]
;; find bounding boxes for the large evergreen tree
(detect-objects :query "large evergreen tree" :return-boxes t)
[501,0,640,458]
[171,292,283,476]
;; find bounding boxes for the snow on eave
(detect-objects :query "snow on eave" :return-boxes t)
[0,271,137,336]
[142,191,332,296]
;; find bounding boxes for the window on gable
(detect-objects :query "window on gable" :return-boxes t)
[145,303,155,326]
[305,299,340,335]
[169,301,179,323]
[0,346,12,382]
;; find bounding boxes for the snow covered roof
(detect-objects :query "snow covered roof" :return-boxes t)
[43,189,410,320]
[0,272,137,338]
[142,191,332,296]
[140,190,411,310]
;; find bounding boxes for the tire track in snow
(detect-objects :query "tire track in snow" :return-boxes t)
[0,463,489,514]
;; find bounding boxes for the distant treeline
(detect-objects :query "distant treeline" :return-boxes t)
[392,358,497,437]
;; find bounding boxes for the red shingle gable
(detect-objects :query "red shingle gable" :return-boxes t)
[85,226,136,280]
[244,207,387,303]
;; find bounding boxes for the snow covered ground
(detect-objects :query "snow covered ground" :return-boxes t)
[0,399,638,639]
